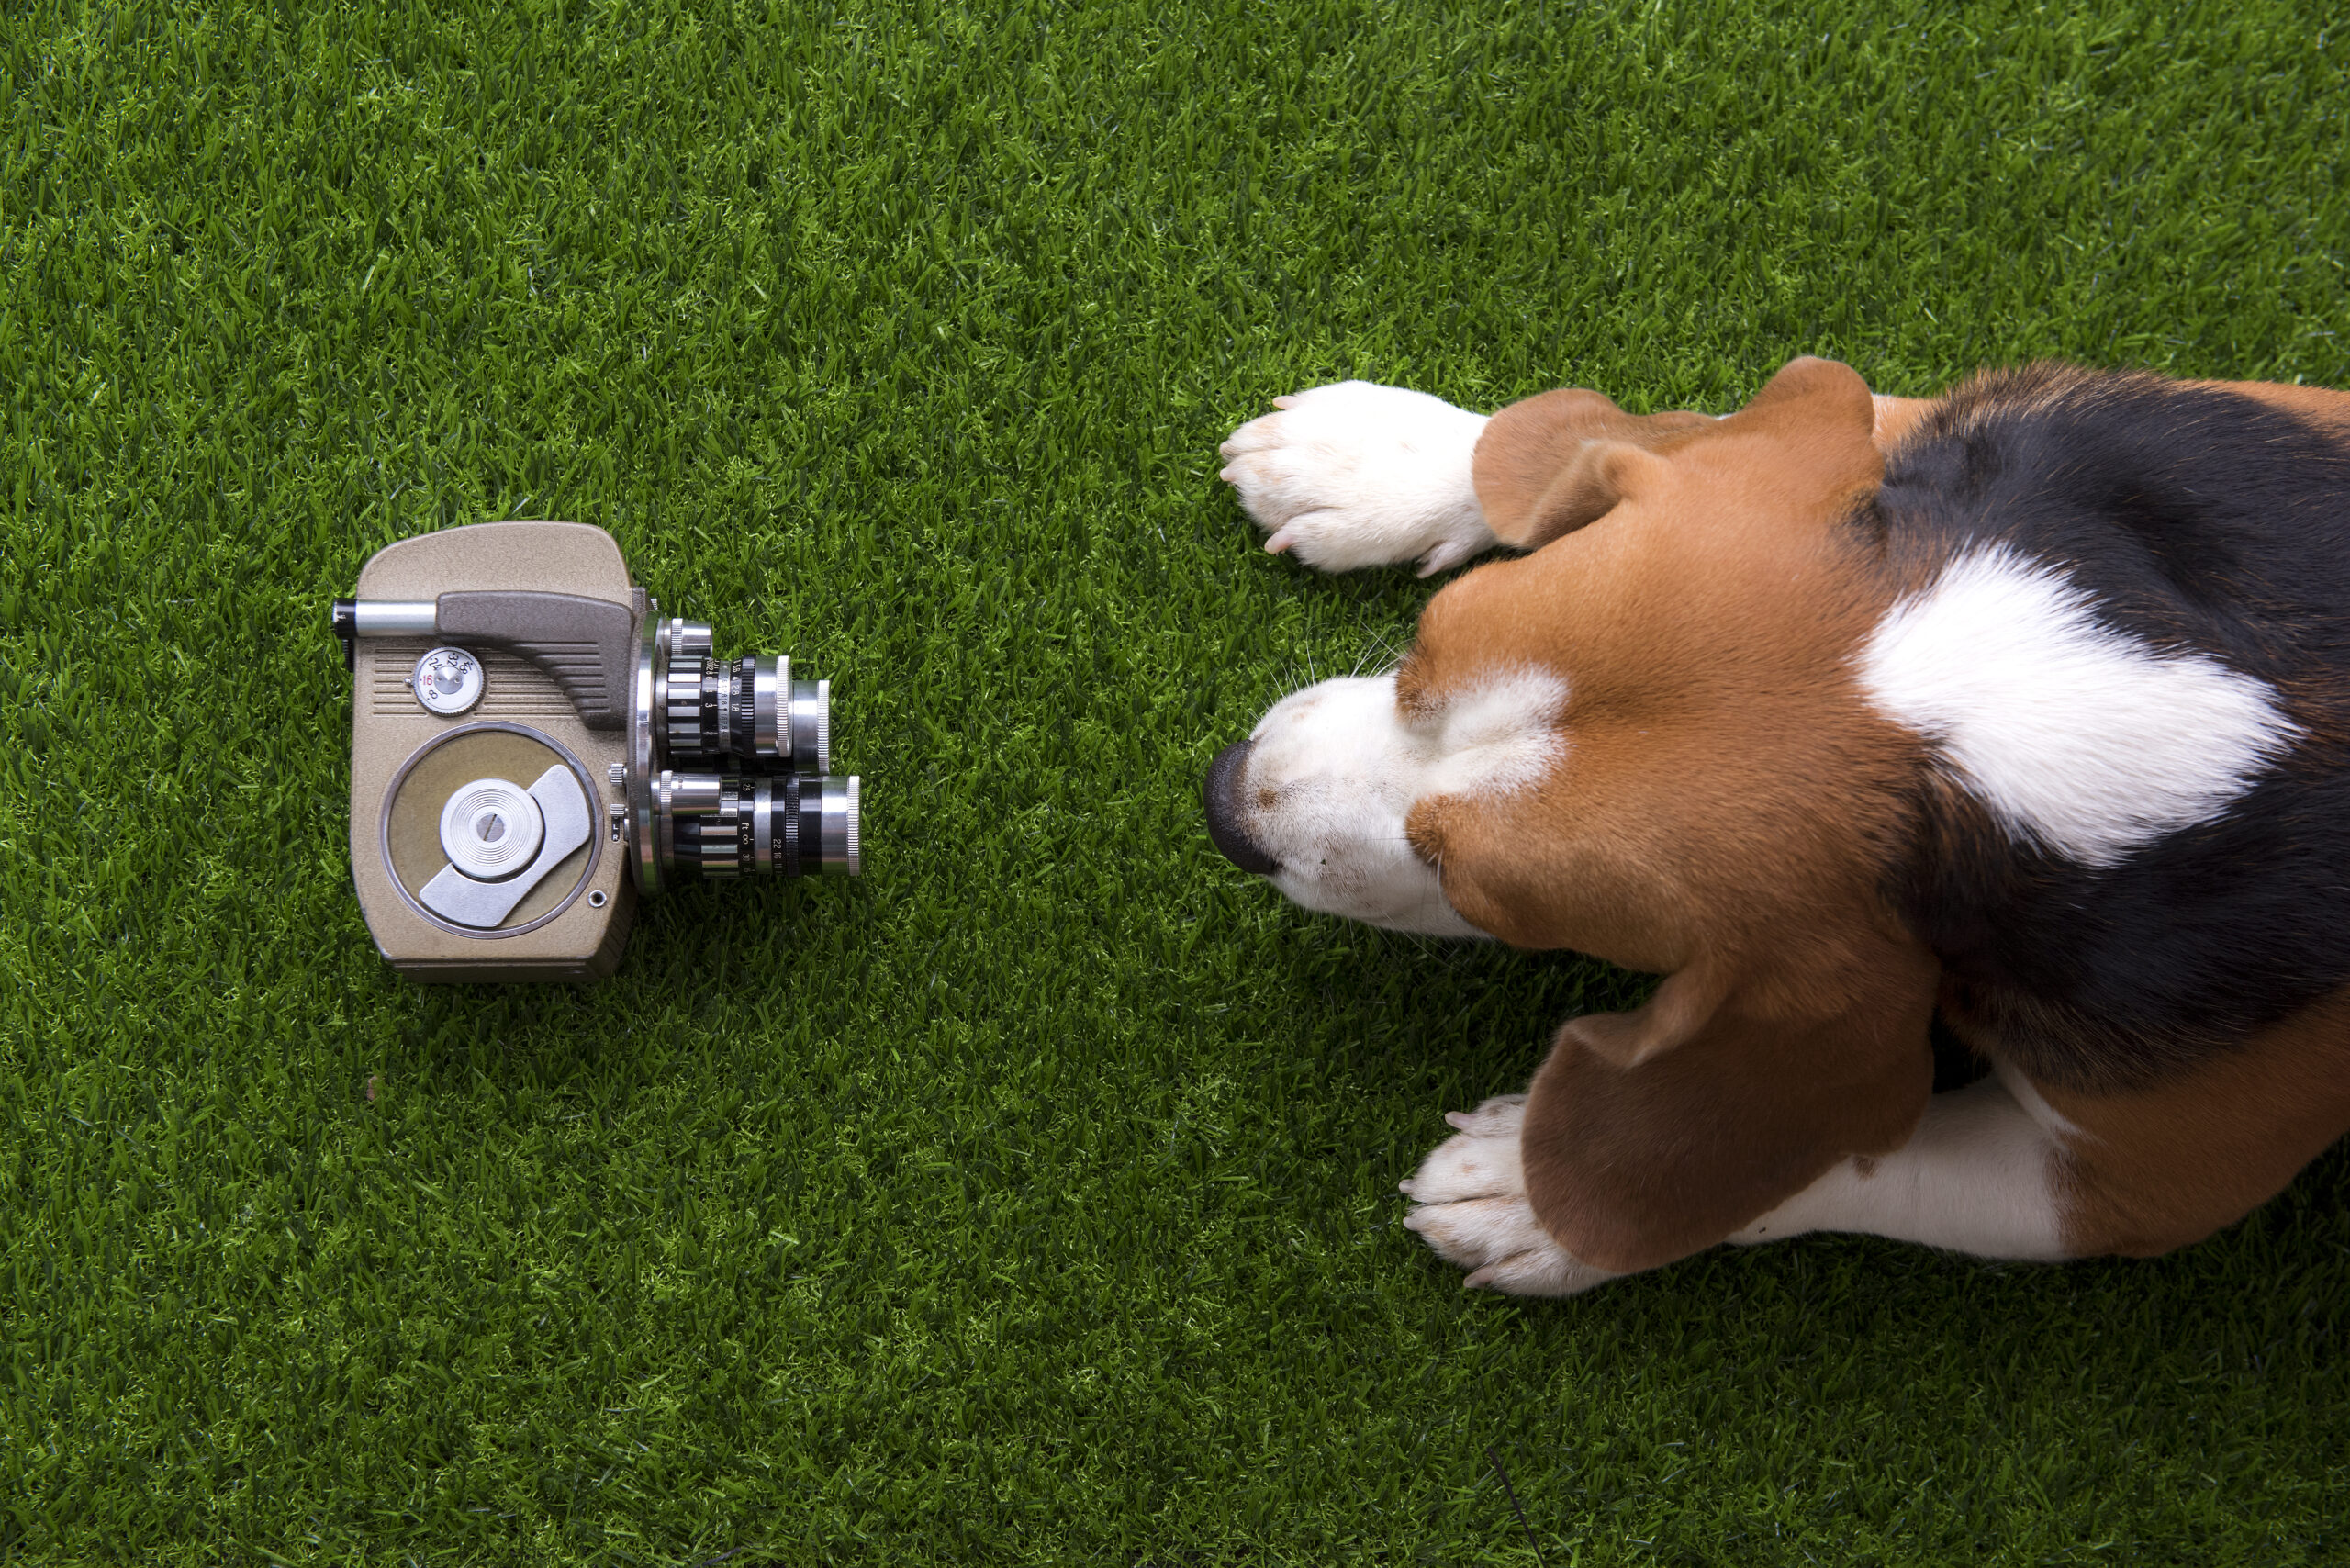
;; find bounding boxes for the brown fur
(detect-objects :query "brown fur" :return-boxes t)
[2049,983,2350,1256]
[1471,391,1714,549]
[1868,394,1937,448]
[1405,359,1943,1271]
[1522,946,1937,1273]
[1397,358,2350,1273]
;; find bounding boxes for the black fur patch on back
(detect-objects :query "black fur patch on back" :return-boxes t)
[1868,365,2350,1092]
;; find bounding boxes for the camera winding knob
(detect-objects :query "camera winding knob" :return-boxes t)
[439,778,546,881]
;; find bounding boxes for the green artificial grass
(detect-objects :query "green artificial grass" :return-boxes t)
[6,0,2350,1560]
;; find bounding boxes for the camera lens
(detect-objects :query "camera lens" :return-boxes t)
[655,635,831,772]
[740,655,832,775]
[655,770,860,879]
[626,611,856,897]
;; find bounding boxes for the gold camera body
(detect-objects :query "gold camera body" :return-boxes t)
[338,521,859,983]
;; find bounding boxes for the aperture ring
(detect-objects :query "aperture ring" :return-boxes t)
[780,773,801,877]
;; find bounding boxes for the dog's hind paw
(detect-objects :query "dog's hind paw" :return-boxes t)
[1217,382,1496,576]
[1399,1095,1617,1296]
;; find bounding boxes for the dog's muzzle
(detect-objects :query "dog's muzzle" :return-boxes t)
[1203,740,1278,875]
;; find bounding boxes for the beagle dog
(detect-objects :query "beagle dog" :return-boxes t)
[1206,359,2350,1295]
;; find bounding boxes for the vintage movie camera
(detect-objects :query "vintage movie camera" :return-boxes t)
[331,521,860,981]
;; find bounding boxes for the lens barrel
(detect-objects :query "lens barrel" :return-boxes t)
[652,618,827,771]
[658,771,860,879]
[629,610,859,894]
[658,648,830,771]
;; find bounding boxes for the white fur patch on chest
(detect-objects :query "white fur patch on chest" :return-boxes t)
[1856,545,2300,868]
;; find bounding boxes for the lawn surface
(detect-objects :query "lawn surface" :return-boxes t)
[6,1,2350,1562]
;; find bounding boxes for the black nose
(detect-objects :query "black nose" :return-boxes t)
[1203,740,1278,875]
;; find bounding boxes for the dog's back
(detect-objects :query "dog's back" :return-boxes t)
[1869,367,2350,1092]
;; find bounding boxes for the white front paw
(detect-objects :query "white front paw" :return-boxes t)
[1218,381,1497,576]
[1399,1095,1617,1296]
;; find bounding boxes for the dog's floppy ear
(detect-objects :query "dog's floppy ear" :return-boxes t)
[1711,355,1885,511]
[1472,358,1882,553]
[1471,389,1714,550]
[1519,936,1938,1275]
[1723,354,1878,435]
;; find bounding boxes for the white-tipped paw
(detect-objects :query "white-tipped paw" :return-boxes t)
[1399,1095,1617,1296]
[1217,381,1497,576]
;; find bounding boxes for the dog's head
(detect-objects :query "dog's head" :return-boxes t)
[1205,358,1941,1268]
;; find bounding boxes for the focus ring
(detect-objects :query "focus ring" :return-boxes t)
[733,657,757,757]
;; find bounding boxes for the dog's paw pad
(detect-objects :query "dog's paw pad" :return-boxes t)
[1216,382,1496,574]
[1400,1098,1616,1297]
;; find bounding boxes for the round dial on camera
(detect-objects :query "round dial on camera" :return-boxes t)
[410,646,485,716]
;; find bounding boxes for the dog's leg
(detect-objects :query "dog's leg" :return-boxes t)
[1219,373,1913,574]
[2034,993,2350,1258]
[1401,1073,2067,1294]
[1404,1069,2070,1294]
[1729,1063,2071,1259]
[1399,1096,1621,1294]
[1218,382,1497,577]
[1741,992,2350,1261]
[1413,1021,2350,1286]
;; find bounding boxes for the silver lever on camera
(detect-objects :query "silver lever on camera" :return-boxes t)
[417,767,597,927]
